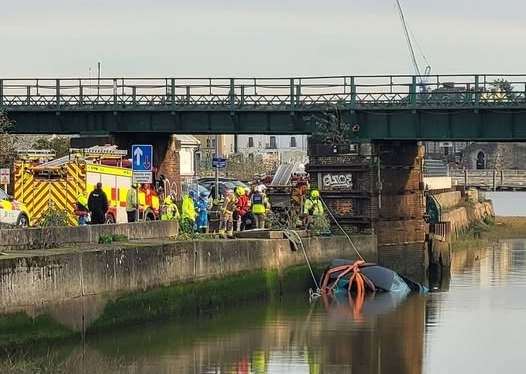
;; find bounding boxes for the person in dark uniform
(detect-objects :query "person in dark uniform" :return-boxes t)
[88,182,109,224]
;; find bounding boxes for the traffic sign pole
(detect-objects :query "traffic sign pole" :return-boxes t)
[0,168,10,193]
[131,144,154,222]
[215,135,219,201]
[136,185,139,222]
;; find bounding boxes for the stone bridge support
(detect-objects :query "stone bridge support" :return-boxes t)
[71,134,182,197]
[374,141,428,280]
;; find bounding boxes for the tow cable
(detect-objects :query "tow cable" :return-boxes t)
[284,229,321,301]
[320,196,366,262]
[286,197,368,302]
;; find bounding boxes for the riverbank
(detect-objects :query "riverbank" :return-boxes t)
[452,216,526,250]
[0,234,376,349]
[483,216,526,239]
[428,190,494,266]
[0,264,318,350]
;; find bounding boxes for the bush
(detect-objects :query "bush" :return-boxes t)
[483,215,495,226]
[98,234,128,244]
[311,214,331,236]
[268,210,292,230]
[177,218,205,240]
[40,208,69,227]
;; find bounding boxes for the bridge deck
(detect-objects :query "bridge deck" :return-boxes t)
[2,74,526,137]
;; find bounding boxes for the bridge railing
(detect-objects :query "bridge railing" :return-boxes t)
[1,75,525,110]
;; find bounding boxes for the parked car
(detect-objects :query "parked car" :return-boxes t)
[198,178,249,197]
[0,188,30,226]
[182,182,210,197]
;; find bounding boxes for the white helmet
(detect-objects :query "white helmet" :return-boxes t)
[257,184,267,193]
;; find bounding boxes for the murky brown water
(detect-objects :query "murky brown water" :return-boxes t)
[6,239,526,373]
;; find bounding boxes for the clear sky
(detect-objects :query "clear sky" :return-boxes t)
[1,0,525,77]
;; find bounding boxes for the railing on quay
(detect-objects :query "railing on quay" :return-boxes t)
[1,74,526,111]
[424,159,449,177]
[451,169,526,191]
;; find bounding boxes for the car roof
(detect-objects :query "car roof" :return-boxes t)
[198,177,235,181]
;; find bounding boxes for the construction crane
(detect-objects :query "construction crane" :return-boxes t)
[395,0,431,91]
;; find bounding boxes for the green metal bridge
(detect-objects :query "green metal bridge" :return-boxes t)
[2,74,526,140]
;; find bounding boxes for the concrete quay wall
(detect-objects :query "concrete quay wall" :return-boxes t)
[0,235,376,313]
[0,221,179,251]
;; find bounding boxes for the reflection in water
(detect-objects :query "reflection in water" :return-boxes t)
[425,240,526,374]
[69,295,427,373]
[5,239,526,373]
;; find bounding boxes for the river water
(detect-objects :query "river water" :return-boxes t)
[486,191,526,216]
[11,237,525,374]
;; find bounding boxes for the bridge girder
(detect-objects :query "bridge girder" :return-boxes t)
[6,108,526,142]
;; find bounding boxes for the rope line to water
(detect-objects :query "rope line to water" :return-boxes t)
[285,229,320,297]
[320,197,366,262]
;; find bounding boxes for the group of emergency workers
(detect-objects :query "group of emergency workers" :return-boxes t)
[178,190,211,233]
[218,184,271,238]
[154,189,210,233]
[166,184,272,238]
[74,179,326,235]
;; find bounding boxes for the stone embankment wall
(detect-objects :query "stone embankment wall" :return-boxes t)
[0,235,376,313]
[434,191,462,210]
[442,201,494,237]
[429,189,495,268]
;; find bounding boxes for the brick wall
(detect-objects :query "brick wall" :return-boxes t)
[374,141,427,280]
[306,151,376,232]
[112,134,182,197]
[157,136,181,198]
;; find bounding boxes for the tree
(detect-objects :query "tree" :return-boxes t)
[32,136,71,158]
[224,153,279,181]
[0,111,17,167]
[308,107,353,145]
[490,79,515,100]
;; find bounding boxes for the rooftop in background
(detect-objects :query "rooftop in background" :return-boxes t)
[174,135,200,146]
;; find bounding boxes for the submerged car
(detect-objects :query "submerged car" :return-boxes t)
[320,259,427,296]
[0,188,30,226]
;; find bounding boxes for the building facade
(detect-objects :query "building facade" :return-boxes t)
[175,135,200,180]
[194,135,235,163]
[236,135,308,163]
[460,142,526,170]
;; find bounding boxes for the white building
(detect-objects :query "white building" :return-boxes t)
[236,135,308,163]
[174,135,200,180]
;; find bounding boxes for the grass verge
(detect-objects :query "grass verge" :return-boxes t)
[452,216,526,251]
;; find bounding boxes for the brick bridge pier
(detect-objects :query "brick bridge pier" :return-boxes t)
[375,142,427,278]
[307,141,427,279]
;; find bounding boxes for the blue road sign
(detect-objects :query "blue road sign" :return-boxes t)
[132,145,153,172]
[212,157,226,169]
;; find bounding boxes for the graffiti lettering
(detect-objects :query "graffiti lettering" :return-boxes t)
[322,174,353,189]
